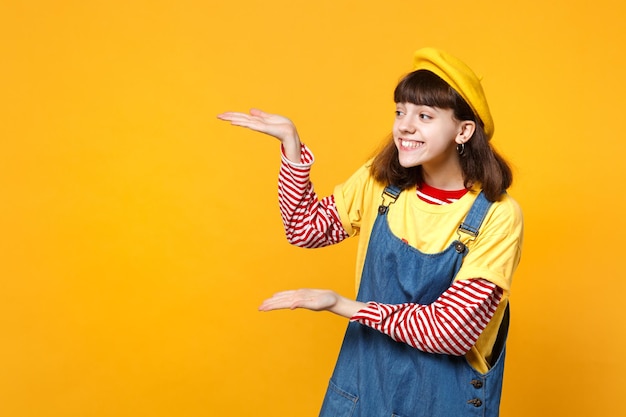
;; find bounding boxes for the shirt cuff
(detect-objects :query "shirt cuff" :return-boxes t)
[280,143,315,168]
[350,302,383,323]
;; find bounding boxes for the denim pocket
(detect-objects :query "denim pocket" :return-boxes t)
[319,380,358,417]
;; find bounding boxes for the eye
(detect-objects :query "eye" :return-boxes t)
[395,110,405,117]
[419,113,432,120]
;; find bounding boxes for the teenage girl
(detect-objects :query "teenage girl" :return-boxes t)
[217,47,523,417]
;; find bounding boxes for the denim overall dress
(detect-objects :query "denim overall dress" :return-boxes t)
[319,186,509,417]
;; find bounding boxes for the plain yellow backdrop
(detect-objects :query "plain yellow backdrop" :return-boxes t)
[1,0,625,416]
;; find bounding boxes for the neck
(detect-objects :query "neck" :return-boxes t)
[420,149,465,190]
[422,167,465,190]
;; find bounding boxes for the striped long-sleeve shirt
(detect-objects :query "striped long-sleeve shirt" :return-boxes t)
[278,145,503,356]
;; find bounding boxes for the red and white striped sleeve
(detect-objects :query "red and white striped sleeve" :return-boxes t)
[278,144,349,248]
[351,278,503,356]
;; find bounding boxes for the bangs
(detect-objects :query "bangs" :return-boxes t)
[394,70,459,109]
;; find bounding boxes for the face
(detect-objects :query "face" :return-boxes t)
[393,102,472,175]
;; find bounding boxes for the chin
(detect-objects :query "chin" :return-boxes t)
[397,158,421,169]
[396,152,417,167]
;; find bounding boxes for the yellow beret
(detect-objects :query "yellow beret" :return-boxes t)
[413,47,494,139]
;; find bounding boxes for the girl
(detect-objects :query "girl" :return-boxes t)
[217,47,523,417]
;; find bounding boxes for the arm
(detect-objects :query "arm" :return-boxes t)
[279,145,349,247]
[259,278,502,356]
[352,278,503,356]
[218,108,348,248]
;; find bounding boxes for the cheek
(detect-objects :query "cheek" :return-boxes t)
[392,119,406,136]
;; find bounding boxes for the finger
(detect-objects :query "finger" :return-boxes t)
[269,290,298,298]
[218,115,268,132]
[258,290,304,311]
[249,108,270,118]
[216,111,246,120]
[258,298,294,311]
[258,294,290,311]
[217,112,255,123]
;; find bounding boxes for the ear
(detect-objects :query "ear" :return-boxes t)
[455,121,476,144]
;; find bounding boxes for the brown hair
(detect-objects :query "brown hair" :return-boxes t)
[369,70,512,202]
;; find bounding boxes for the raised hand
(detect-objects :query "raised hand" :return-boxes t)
[217,108,301,162]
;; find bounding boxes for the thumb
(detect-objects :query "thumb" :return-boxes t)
[249,108,269,117]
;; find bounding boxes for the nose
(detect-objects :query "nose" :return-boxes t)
[397,116,416,134]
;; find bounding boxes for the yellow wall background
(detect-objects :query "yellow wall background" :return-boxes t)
[1,0,625,416]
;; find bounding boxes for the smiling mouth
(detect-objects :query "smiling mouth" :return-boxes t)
[400,139,424,149]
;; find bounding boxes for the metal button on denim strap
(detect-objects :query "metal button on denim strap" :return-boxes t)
[467,398,483,407]
[378,185,400,216]
[454,241,466,253]
[470,379,483,388]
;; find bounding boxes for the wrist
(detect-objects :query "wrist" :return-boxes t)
[331,295,367,319]
[281,136,301,163]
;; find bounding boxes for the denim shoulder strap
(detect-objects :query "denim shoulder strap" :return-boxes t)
[378,185,402,215]
[457,191,493,238]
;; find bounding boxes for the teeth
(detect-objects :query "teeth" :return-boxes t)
[401,140,422,148]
